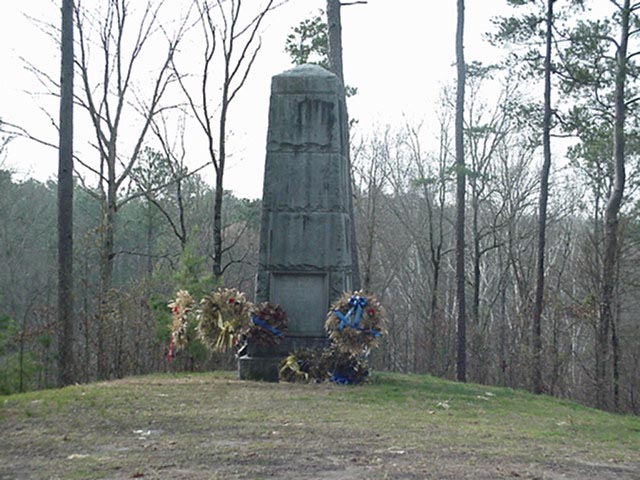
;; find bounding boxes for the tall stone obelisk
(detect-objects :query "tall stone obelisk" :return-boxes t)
[238,64,353,381]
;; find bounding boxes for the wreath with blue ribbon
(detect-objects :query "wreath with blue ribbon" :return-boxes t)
[245,301,288,346]
[325,290,388,355]
[278,346,370,385]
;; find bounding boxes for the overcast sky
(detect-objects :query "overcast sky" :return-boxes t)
[0,0,515,199]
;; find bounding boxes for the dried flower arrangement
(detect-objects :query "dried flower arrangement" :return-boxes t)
[245,302,288,346]
[280,290,388,385]
[197,288,252,352]
[325,291,388,355]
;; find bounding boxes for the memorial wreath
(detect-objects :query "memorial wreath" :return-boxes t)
[245,301,288,346]
[197,288,252,352]
[167,289,196,360]
[325,290,388,355]
[280,290,387,385]
[279,348,333,383]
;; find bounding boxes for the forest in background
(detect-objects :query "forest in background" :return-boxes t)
[1,0,640,415]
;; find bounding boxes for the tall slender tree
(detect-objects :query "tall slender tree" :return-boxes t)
[326,0,363,290]
[455,0,467,382]
[598,0,633,410]
[531,0,555,395]
[491,0,586,395]
[58,0,75,387]
[558,0,639,410]
[326,1,343,79]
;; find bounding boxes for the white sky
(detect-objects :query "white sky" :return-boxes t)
[0,0,514,199]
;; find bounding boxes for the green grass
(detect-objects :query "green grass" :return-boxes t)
[2,371,639,479]
[361,373,639,456]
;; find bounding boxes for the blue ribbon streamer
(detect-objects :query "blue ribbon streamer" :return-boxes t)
[330,373,351,385]
[251,316,283,338]
[330,364,369,385]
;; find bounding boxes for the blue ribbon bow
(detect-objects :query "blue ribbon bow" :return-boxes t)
[251,316,283,338]
[333,295,381,338]
[335,295,367,331]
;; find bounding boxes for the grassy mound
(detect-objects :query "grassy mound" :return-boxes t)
[2,371,639,479]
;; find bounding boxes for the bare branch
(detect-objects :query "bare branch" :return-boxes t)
[227,0,274,88]
[20,57,60,94]
[228,37,261,103]
[118,161,209,208]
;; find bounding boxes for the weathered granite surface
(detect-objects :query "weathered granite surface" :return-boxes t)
[238,64,353,381]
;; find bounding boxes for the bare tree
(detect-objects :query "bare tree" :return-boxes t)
[174,0,277,283]
[384,119,453,375]
[142,116,192,254]
[351,130,390,292]
[74,0,188,379]
[464,70,515,383]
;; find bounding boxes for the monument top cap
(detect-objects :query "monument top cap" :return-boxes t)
[278,63,336,78]
[271,63,342,95]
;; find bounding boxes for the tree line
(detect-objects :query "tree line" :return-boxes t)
[0,160,260,392]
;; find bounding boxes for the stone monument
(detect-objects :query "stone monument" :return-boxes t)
[238,64,354,381]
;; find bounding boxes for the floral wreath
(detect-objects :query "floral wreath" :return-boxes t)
[167,290,195,361]
[197,288,252,352]
[279,349,330,383]
[245,302,288,346]
[279,346,370,385]
[325,290,388,355]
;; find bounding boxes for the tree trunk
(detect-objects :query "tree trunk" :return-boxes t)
[472,194,480,329]
[326,0,344,81]
[326,0,361,291]
[429,251,441,373]
[428,153,446,373]
[455,0,467,382]
[97,181,116,380]
[597,0,629,410]
[531,0,554,396]
[612,280,621,411]
[213,96,227,283]
[58,0,75,387]
[213,166,224,282]
[471,196,482,382]
[81,248,91,383]
[362,177,376,292]
[146,200,154,278]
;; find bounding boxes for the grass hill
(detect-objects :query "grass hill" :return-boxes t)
[1,371,639,479]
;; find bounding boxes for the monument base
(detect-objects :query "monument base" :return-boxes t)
[237,355,281,382]
[237,336,330,382]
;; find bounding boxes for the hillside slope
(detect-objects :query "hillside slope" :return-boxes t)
[1,372,639,479]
